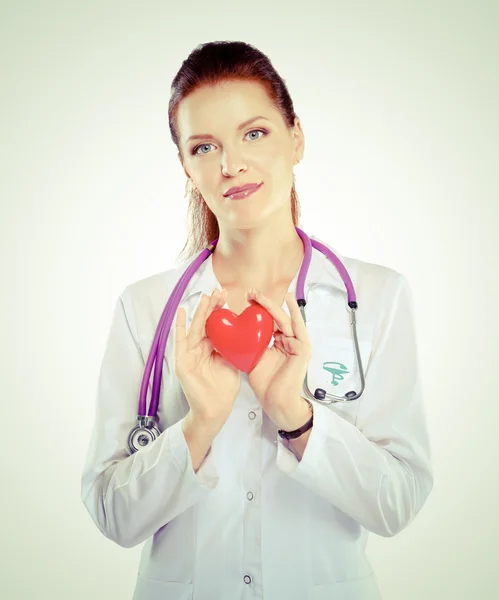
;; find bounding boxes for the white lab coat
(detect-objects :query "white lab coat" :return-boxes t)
[81,234,433,600]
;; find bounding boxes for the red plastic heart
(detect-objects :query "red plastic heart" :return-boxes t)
[205,303,274,373]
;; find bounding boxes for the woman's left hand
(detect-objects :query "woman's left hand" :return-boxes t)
[246,288,313,426]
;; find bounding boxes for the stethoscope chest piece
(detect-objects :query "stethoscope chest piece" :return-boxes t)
[127,416,161,454]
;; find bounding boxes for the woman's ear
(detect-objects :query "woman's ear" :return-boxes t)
[292,118,305,164]
[177,152,190,178]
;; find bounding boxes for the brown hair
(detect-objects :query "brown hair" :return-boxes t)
[168,40,302,264]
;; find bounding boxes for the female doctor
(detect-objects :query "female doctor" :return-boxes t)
[81,40,434,600]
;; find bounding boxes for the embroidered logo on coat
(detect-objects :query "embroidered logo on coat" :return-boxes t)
[322,361,349,386]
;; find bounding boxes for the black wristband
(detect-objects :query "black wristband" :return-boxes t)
[278,399,314,440]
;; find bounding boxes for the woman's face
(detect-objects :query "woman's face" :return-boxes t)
[176,79,304,229]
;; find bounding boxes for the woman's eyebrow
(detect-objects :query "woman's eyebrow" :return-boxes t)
[186,115,271,143]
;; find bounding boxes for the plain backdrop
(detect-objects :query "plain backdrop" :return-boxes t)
[1,1,498,598]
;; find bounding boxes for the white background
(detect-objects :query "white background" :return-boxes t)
[1,0,498,598]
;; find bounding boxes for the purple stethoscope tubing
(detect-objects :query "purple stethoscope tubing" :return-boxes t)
[139,226,361,420]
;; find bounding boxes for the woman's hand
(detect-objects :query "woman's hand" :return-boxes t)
[175,288,241,426]
[246,288,313,426]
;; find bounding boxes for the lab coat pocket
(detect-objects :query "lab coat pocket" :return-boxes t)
[306,334,372,426]
[132,575,193,600]
[307,572,382,600]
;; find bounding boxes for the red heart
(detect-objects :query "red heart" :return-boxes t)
[205,303,274,373]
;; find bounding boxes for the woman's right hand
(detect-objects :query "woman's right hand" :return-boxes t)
[174,288,241,426]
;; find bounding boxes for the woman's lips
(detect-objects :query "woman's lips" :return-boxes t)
[226,182,263,200]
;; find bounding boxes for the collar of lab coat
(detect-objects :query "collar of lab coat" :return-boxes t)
[175,232,349,305]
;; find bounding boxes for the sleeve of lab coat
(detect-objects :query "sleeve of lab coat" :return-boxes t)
[80,288,220,549]
[276,273,434,537]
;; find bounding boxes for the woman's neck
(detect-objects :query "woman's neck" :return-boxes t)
[212,226,304,289]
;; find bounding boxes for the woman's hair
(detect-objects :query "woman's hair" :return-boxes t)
[168,40,302,263]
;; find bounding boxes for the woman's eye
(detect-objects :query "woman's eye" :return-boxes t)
[192,128,267,156]
[246,129,265,141]
[194,143,214,156]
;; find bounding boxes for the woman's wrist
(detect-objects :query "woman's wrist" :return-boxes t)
[276,397,313,432]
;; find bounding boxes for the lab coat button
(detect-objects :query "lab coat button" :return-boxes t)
[248,411,256,420]
[246,491,254,500]
[243,575,252,584]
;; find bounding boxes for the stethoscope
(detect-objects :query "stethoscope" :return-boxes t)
[127,226,365,454]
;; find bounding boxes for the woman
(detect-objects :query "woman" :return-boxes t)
[81,41,434,600]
